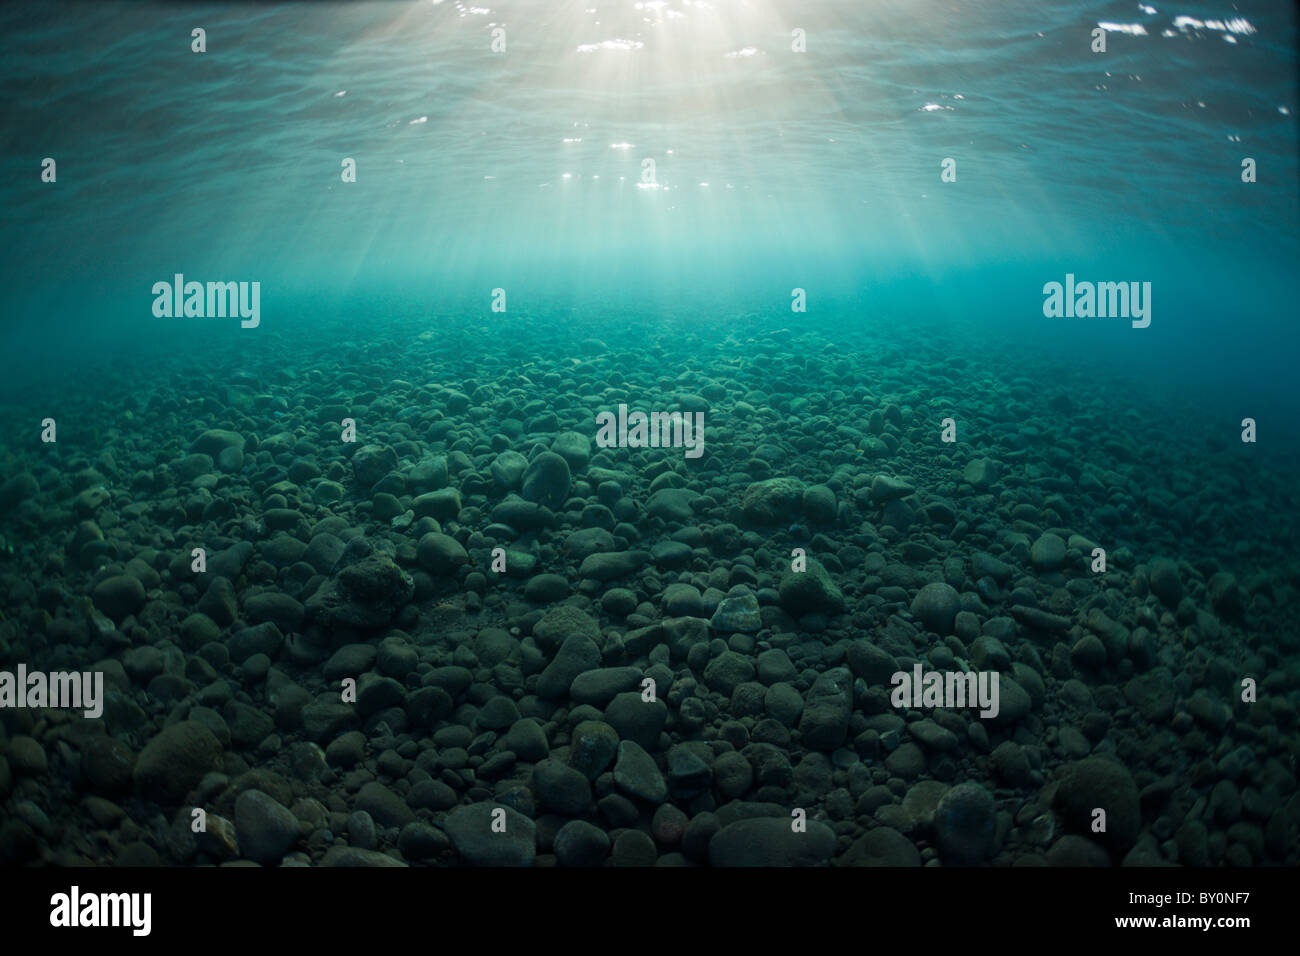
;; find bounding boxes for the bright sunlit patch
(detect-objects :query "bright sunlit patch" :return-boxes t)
[410,116,428,124]
[919,103,953,112]
[1139,4,1157,13]
[1098,22,1147,35]
[725,47,759,58]
[610,142,635,149]
[334,90,347,97]
[563,137,583,143]
[577,39,644,53]
[1173,15,1255,35]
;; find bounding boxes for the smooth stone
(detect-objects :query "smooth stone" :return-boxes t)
[613,740,667,803]
[934,783,998,865]
[133,721,223,802]
[708,817,835,866]
[235,789,300,865]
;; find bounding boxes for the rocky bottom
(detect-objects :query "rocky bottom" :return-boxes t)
[0,313,1296,867]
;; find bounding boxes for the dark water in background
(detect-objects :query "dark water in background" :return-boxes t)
[1,0,1296,433]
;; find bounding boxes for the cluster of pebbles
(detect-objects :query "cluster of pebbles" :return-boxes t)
[0,313,1296,867]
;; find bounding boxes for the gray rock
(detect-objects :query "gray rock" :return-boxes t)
[663,582,705,617]
[191,429,244,459]
[502,719,549,762]
[0,471,38,512]
[870,475,915,502]
[802,484,838,523]
[741,477,805,524]
[235,789,300,864]
[1148,558,1183,607]
[710,587,762,632]
[1207,572,1243,617]
[613,740,667,803]
[242,592,304,632]
[568,720,619,780]
[971,552,1014,583]
[846,641,899,684]
[764,683,804,727]
[321,847,408,867]
[133,721,223,802]
[962,458,997,488]
[645,487,701,522]
[355,781,415,829]
[521,452,571,506]
[798,667,852,751]
[708,817,835,866]
[491,450,529,489]
[532,759,593,815]
[537,633,601,699]
[704,651,755,696]
[604,692,668,750]
[351,444,398,488]
[1030,533,1067,571]
[524,573,570,603]
[553,820,610,866]
[990,676,1033,725]
[934,783,998,865]
[578,550,649,581]
[551,432,591,469]
[305,553,413,629]
[910,582,960,634]
[755,648,797,684]
[569,667,642,707]
[92,575,146,622]
[1055,756,1140,852]
[417,532,468,575]
[412,488,461,522]
[778,560,845,616]
[841,827,921,866]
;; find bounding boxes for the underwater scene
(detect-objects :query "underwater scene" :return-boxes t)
[0,0,1297,894]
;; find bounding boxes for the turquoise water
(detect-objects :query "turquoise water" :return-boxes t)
[3,1,1296,414]
[0,1,1297,870]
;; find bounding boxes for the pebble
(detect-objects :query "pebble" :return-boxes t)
[614,740,668,803]
[1055,756,1140,851]
[554,820,610,866]
[91,575,146,621]
[133,721,223,802]
[235,789,301,864]
[934,782,998,865]
[1030,533,1067,571]
[910,582,960,635]
[521,452,572,506]
[1148,558,1184,607]
[708,817,835,866]
[445,804,536,866]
